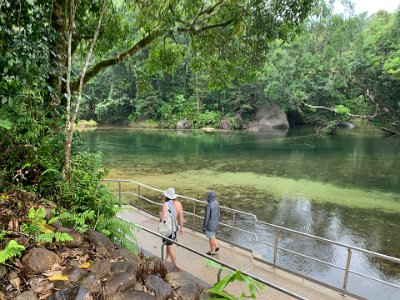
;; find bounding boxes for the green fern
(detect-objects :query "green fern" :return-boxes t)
[0,119,12,130]
[0,240,26,263]
[58,210,96,233]
[0,230,7,241]
[22,207,48,235]
[28,207,46,220]
[96,216,138,254]
[36,232,73,244]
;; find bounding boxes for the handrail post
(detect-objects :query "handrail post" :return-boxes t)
[232,212,236,243]
[137,185,141,205]
[273,229,280,266]
[341,247,352,296]
[161,243,165,261]
[217,268,223,282]
[193,203,196,229]
[118,182,121,202]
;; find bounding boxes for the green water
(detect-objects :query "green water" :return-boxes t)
[81,127,400,298]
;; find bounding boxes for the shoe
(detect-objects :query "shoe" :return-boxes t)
[215,247,220,252]
[206,251,216,255]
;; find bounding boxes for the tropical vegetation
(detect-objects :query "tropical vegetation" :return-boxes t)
[0,0,399,297]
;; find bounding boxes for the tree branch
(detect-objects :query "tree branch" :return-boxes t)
[300,100,378,120]
[351,78,380,119]
[71,30,162,90]
[178,17,236,34]
[193,0,225,25]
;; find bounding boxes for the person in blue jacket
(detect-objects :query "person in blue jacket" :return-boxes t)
[203,190,221,255]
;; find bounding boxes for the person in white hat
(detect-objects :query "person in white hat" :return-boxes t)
[160,187,184,271]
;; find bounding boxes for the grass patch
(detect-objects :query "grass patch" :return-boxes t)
[130,119,159,128]
[78,119,97,128]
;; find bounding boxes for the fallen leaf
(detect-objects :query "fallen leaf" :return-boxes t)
[48,274,69,281]
[59,251,71,260]
[43,270,63,277]
[79,261,90,269]
[31,280,53,294]
[71,249,85,257]
[11,258,22,268]
[39,222,54,233]
[10,277,21,291]
[38,288,54,300]
[80,254,89,263]
[51,263,63,271]
[7,219,19,231]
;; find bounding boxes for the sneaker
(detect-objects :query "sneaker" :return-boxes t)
[206,251,216,255]
[215,247,220,252]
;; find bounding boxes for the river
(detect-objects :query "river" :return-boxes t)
[81,127,400,299]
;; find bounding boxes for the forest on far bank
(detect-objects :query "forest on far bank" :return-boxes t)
[80,2,400,132]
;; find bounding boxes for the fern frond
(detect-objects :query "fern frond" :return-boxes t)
[96,217,138,254]
[0,119,12,130]
[35,232,72,244]
[0,230,7,241]
[48,216,59,224]
[54,232,73,242]
[58,210,95,233]
[36,233,54,243]
[36,207,46,220]
[0,240,25,263]
[28,207,36,219]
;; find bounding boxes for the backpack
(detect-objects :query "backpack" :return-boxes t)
[158,201,176,236]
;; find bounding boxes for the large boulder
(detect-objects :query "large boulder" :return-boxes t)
[86,230,115,250]
[145,275,173,300]
[104,272,136,294]
[220,118,233,130]
[248,104,289,131]
[22,248,59,274]
[176,119,192,129]
[48,285,91,300]
[234,114,243,129]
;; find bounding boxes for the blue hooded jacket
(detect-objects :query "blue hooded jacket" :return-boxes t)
[203,191,220,232]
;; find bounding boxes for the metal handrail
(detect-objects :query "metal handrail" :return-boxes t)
[117,216,309,300]
[103,179,400,297]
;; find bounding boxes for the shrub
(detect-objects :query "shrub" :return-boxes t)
[55,152,137,252]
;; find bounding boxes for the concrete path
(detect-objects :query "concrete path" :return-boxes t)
[118,206,358,300]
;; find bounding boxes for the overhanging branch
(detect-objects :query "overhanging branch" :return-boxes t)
[71,30,162,90]
[300,100,378,120]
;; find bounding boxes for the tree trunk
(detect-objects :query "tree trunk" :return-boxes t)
[64,0,106,182]
[47,0,68,106]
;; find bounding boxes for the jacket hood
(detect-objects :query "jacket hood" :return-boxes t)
[206,191,217,203]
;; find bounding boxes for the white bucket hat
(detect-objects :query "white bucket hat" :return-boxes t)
[163,187,177,200]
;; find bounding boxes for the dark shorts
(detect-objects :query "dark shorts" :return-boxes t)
[163,231,177,246]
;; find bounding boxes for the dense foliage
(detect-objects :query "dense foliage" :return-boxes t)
[80,2,400,130]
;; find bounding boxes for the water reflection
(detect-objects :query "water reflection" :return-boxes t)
[81,128,400,299]
[224,196,400,300]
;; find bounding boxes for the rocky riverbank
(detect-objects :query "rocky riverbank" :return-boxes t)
[0,191,209,300]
